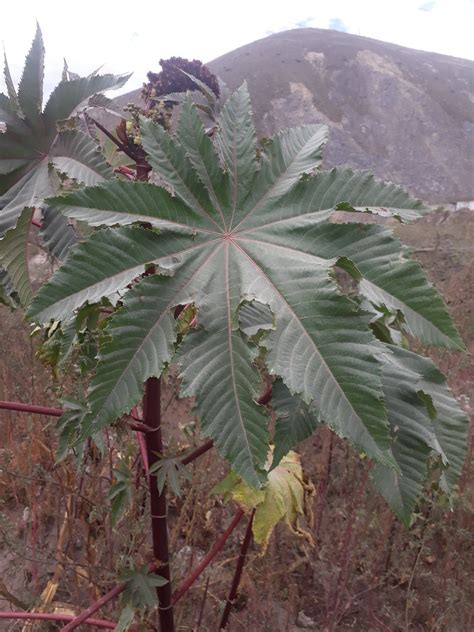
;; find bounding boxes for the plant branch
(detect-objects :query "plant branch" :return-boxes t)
[60,582,126,632]
[219,509,255,629]
[127,419,155,433]
[171,508,245,605]
[0,400,63,417]
[0,612,120,629]
[181,439,214,466]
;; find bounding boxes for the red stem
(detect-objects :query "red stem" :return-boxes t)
[0,400,63,417]
[89,116,138,162]
[143,377,175,631]
[60,582,126,632]
[219,509,255,629]
[128,419,155,433]
[0,612,120,629]
[181,439,214,466]
[171,508,245,605]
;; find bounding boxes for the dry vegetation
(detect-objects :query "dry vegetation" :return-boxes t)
[0,210,473,631]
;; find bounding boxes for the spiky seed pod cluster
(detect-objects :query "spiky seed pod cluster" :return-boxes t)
[142,57,220,106]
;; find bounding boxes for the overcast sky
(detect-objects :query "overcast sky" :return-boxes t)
[1,0,473,98]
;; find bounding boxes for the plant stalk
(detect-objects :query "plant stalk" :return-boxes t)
[219,509,255,629]
[143,377,175,632]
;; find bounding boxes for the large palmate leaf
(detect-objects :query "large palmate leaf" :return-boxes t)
[0,25,129,240]
[29,86,464,488]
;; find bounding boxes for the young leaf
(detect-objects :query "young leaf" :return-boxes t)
[121,566,168,609]
[149,456,191,496]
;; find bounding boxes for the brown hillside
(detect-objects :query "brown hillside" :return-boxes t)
[116,28,474,204]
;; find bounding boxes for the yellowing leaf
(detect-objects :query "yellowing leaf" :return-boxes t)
[213,451,307,551]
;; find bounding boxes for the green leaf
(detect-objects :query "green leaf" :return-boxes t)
[47,179,214,232]
[372,346,439,523]
[96,127,133,168]
[140,116,221,230]
[267,346,467,525]
[40,206,77,260]
[234,123,328,230]
[121,566,167,609]
[42,72,130,137]
[176,248,270,486]
[109,460,134,525]
[0,161,57,238]
[237,167,426,232]
[114,604,134,632]
[239,300,274,337]
[50,130,114,184]
[215,83,257,225]
[271,380,319,468]
[176,97,231,228]
[384,346,468,495]
[0,27,128,258]
[77,246,210,438]
[28,226,211,322]
[248,219,463,350]
[336,224,464,350]
[31,86,464,491]
[0,267,19,307]
[3,52,21,115]
[149,456,191,496]
[0,207,33,306]
[17,23,44,130]
[55,399,89,463]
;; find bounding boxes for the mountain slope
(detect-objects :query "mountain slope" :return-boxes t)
[116,28,473,204]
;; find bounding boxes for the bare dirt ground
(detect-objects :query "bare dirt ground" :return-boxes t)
[0,209,472,631]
